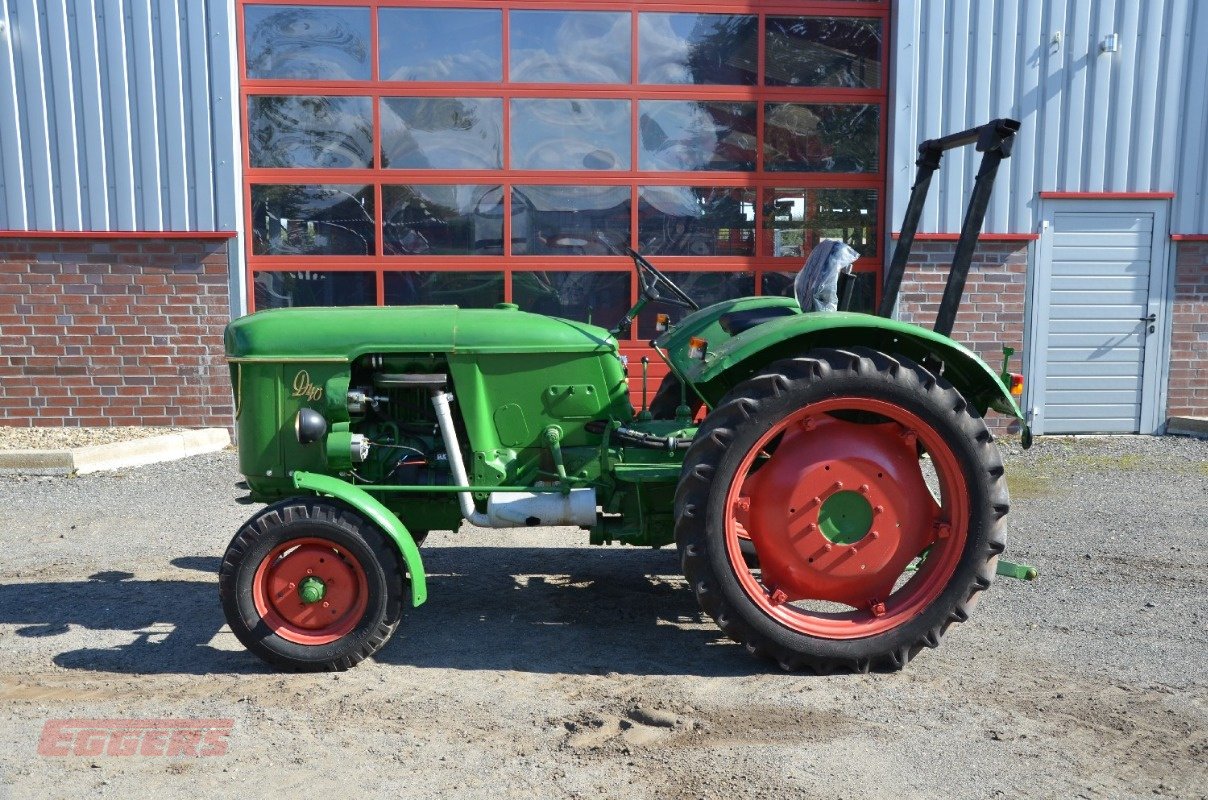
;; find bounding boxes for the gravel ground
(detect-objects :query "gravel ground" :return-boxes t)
[0,427,180,451]
[0,436,1205,799]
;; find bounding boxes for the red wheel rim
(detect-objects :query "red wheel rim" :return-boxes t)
[252,537,369,645]
[723,396,969,639]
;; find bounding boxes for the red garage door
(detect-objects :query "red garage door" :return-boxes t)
[238,0,887,365]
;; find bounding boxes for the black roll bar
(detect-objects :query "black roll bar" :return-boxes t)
[877,118,1021,336]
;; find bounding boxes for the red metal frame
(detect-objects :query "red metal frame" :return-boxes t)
[237,0,891,347]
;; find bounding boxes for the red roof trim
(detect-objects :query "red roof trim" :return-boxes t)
[1038,191,1175,199]
[890,232,1039,241]
[0,230,237,240]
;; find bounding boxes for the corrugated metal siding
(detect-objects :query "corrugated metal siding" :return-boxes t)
[891,0,1208,235]
[0,0,238,232]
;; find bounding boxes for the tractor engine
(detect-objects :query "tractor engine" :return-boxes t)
[338,355,454,487]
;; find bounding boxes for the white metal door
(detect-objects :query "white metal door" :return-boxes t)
[1027,200,1170,435]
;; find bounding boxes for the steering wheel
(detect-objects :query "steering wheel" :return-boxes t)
[625,246,700,311]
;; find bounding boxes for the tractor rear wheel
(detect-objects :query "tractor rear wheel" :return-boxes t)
[674,348,1007,673]
[219,498,405,671]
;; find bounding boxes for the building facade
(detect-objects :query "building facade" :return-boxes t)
[1,0,1204,435]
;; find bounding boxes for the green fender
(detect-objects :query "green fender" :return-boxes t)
[681,311,1024,420]
[292,471,427,607]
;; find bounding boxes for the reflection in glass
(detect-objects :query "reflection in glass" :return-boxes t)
[764,188,878,258]
[254,271,376,309]
[244,6,370,80]
[251,184,375,256]
[510,11,630,83]
[764,103,879,172]
[383,272,504,308]
[639,101,756,171]
[511,186,630,255]
[637,187,755,256]
[762,270,875,313]
[765,17,883,88]
[381,98,502,170]
[383,185,504,255]
[248,96,373,169]
[511,99,630,171]
[379,8,501,82]
[637,272,754,335]
[513,271,631,325]
[638,13,757,85]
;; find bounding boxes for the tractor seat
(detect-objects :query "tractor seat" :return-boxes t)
[718,306,798,336]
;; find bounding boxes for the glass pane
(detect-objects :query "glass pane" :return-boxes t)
[764,188,878,258]
[248,96,373,169]
[251,184,375,256]
[638,13,757,85]
[639,101,756,171]
[383,272,504,308]
[764,103,879,173]
[637,187,755,256]
[637,271,754,335]
[383,185,504,255]
[244,6,370,80]
[253,271,375,309]
[762,270,875,313]
[511,185,630,255]
[513,271,631,325]
[510,11,630,84]
[379,8,501,82]
[511,99,630,171]
[765,17,883,88]
[381,98,502,170]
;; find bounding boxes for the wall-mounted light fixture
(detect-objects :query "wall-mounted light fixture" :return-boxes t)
[1100,33,1120,53]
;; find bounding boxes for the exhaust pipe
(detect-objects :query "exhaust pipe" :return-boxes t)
[430,391,596,528]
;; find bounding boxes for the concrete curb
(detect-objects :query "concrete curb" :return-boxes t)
[0,428,231,476]
[1166,416,1208,438]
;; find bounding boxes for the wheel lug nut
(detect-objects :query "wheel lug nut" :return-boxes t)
[859,484,870,495]
[831,481,843,491]
[322,601,329,608]
[874,505,884,515]
[870,600,886,617]
[769,589,788,606]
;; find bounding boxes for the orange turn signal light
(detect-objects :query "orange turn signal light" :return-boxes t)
[1009,373,1024,396]
[688,337,707,360]
[655,313,670,333]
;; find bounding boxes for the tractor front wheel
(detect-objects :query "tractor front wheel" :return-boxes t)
[219,498,405,671]
[674,348,1008,672]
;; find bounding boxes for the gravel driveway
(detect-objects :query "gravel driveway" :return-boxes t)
[0,436,1205,799]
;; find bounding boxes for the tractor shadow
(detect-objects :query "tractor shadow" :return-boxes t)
[0,547,765,677]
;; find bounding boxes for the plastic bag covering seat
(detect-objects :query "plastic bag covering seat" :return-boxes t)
[794,240,860,313]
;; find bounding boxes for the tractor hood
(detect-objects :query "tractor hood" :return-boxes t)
[226,305,618,361]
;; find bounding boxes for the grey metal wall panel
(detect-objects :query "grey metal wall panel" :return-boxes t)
[0,0,237,232]
[892,0,1208,235]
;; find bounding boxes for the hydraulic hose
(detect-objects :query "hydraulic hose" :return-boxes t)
[585,419,693,451]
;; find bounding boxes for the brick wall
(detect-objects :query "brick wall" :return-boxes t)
[1168,242,1208,419]
[0,237,233,428]
[894,239,1029,434]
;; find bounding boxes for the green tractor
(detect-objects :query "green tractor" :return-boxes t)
[219,119,1035,673]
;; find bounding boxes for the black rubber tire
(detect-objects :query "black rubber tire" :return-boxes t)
[674,347,1008,673]
[648,374,704,420]
[219,497,406,672]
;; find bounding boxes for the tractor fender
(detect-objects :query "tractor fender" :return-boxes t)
[291,471,427,607]
[684,311,1023,420]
